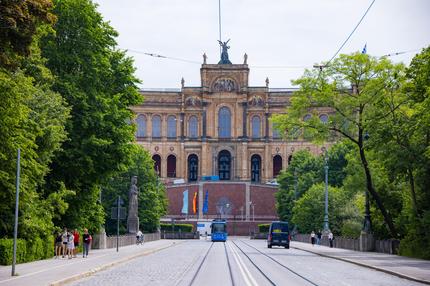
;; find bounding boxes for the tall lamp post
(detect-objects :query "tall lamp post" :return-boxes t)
[322,147,329,233]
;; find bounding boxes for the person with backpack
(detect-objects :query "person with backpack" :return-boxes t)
[82,228,92,258]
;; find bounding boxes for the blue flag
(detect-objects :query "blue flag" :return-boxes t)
[362,43,367,54]
[181,189,188,214]
[202,190,209,214]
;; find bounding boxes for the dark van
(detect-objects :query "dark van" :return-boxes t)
[267,221,290,249]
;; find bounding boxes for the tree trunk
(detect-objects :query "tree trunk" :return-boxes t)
[407,168,419,218]
[358,145,398,238]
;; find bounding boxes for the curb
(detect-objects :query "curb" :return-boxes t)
[50,241,183,286]
[292,246,430,285]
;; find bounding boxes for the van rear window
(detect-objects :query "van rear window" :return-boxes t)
[271,223,288,233]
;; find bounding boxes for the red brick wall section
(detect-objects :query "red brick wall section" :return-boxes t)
[202,183,246,216]
[166,183,279,218]
[250,185,277,217]
[166,184,199,215]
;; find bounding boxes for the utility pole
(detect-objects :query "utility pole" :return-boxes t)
[322,147,329,233]
[116,196,120,252]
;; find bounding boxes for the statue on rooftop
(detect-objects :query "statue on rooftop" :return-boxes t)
[203,53,207,64]
[218,39,232,64]
[244,53,248,64]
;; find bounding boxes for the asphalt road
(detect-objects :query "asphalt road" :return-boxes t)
[71,238,425,286]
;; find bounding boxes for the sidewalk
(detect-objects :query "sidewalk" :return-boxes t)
[0,239,181,286]
[291,241,430,285]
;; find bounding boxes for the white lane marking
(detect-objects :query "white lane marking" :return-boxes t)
[227,241,258,286]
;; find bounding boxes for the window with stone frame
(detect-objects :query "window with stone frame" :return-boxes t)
[218,107,231,138]
[167,115,177,138]
[188,115,198,138]
[136,114,146,137]
[251,115,261,138]
[152,115,161,138]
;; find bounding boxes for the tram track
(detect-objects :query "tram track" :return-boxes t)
[188,242,215,286]
[237,239,321,286]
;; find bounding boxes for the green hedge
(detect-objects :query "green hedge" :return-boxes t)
[258,224,270,233]
[160,223,194,232]
[0,236,54,265]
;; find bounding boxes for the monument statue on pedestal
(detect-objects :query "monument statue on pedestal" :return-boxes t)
[127,176,139,234]
[218,39,232,64]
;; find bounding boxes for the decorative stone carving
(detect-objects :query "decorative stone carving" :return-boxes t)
[185,96,202,107]
[213,78,236,92]
[248,95,264,107]
[127,176,139,234]
[218,39,232,64]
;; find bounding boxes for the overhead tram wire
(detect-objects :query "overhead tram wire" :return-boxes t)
[127,49,201,64]
[326,0,376,65]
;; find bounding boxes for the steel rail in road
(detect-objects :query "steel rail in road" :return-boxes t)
[230,240,277,285]
[224,242,236,286]
[188,242,215,286]
[238,240,321,286]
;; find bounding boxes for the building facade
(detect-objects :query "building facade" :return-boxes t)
[132,56,330,184]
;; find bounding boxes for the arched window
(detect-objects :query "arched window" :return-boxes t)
[167,115,177,138]
[218,107,231,138]
[188,154,198,181]
[167,154,176,177]
[188,116,198,138]
[152,115,161,138]
[152,154,161,176]
[272,122,281,139]
[251,154,261,182]
[288,155,293,165]
[319,114,328,124]
[136,115,146,137]
[273,155,282,178]
[251,116,261,138]
[218,150,231,180]
[303,114,311,122]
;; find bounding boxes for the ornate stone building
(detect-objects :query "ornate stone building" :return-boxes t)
[131,54,329,184]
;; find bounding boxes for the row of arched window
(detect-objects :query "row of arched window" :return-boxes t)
[151,152,284,182]
[137,112,329,139]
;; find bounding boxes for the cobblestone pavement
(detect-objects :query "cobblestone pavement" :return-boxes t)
[70,238,427,286]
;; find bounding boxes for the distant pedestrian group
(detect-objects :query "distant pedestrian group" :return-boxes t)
[310,230,334,248]
[55,228,92,259]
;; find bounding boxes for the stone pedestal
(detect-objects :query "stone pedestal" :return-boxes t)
[127,217,139,234]
[360,232,375,252]
[92,228,107,249]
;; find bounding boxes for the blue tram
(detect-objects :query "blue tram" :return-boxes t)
[211,219,227,242]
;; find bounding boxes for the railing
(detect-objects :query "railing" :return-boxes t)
[161,231,199,239]
[292,234,400,254]
[106,233,160,249]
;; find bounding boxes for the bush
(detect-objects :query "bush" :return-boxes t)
[258,224,270,233]
[0,236,54,265]
[160,223,193,232]
[341,220,361,238]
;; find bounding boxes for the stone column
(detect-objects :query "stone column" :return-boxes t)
[245,182,250,221]
[202,109,207,140]
[242,102,248,138]
[360,232,375,252]
[92,228,107,249]
[180,112,185,141]
[265,112,269,142]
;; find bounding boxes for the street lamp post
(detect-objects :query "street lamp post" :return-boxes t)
[322,147,329,233]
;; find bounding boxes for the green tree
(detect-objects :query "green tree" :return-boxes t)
[291,183,347,235]
[41,0,142,232]
[0,0,56,69]
[104,146,167,234]
[274,53,405,237]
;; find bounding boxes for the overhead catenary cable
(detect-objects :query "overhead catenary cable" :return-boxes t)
[326,0,376,64]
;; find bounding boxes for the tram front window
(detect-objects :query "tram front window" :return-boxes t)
[212,224,226,233]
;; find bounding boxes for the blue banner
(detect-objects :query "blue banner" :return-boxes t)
[181,189,188,214]
[202,190,209,214]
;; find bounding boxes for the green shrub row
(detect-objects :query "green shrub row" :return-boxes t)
[160,223,194,232]
[0,236,53,265]
[258,224,270,233]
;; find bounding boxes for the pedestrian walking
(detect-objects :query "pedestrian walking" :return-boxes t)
[73,229,80,258]
[55,232,62,258]
[82,228,92,258]
[67,231,74,259]
[61,228,68,258]
[310,231,316,246]
[317,230,322,245]
[328,231,334,248]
